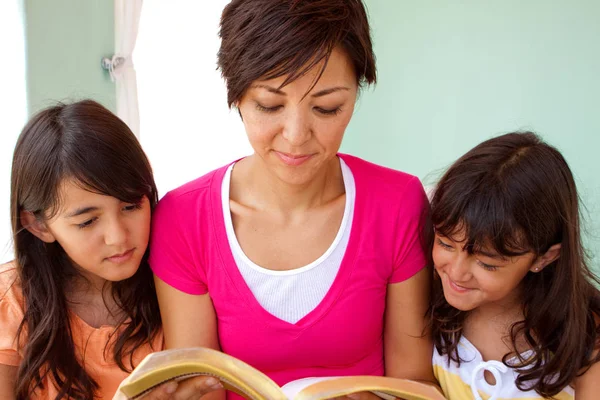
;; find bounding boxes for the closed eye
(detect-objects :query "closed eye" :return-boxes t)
[123,203,142,212]
[255,103,282,113]
[436,238,453,250]
[477,259,499,272]
[314,107,341,116]
[77,217,97,229]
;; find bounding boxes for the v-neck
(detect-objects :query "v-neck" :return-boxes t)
[209,154,362,329]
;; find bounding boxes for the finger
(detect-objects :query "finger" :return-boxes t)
[138,381,179,400]
[346,391,393,400]
[172,376,224,400]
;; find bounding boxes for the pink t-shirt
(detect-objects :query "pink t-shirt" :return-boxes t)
[149,154,428,397]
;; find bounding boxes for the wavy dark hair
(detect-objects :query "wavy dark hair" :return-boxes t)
[217,0,376,107]
[10,100,161,399]
[429,131,600,397]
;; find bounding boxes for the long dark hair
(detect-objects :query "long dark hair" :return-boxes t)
[10,100,161,399]
[430,131,600,397]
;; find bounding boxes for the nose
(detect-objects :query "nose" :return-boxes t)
[104,216,128,246]
[282,109,311,146]
[447,253,472,282]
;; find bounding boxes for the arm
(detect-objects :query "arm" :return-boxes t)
[153,276,225,400]
[0,364,17,400]
[384,266,436,384]
[339,271,436,400]
[154,275,220,350]
[575,356,600,399]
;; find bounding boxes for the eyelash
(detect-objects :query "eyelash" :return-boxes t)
[477,260,499,272]
[77,217,98,230]
[437,238,499,271]
[255,104,282,113]
[255,103,342,116]
[436,238,453,250]
[77,203,142,229]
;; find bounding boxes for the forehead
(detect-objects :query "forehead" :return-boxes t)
[54,180,113,212]
[255,46,357,91]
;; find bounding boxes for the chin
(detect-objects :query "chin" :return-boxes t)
[109,265,140,282]
[448,302,476,312]
[443,292,478,311]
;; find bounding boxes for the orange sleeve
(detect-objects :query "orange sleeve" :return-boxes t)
[0,264,24,366]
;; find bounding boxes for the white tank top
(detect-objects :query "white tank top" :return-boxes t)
[433,336,575,400]
[221,158,355,324]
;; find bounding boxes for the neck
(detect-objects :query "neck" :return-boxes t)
[66,267,112,305]
[469,286,525,329]
[238,154,344,213]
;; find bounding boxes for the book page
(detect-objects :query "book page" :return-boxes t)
[118,348,285,399]
[281,377,395,400]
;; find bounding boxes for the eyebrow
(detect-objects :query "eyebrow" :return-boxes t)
[65,206,99,219]
[250,84,350,98]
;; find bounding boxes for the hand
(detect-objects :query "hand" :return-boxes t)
[113,376,223,400]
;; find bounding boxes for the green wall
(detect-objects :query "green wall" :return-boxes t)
[343,0,600,269]
[22,0,599,269]
[24,0,115,115]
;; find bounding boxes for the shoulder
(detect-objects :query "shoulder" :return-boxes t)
[0,261,24,325]
[340,153,427,213]
[161,163,231,204]
[154,163,232,219]
[0,262,22,306]
[339,153,419,189]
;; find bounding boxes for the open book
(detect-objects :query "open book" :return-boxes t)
[116,348,445,400]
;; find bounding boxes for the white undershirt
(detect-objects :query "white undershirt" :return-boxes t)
[222,158,355,323]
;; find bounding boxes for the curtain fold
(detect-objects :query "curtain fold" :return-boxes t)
[111,0,143,137]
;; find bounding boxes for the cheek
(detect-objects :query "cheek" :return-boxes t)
[56,233,96,264]
[475,272,517,298]
[140,212,152,243]
[432,247,448,271]
[314,120,348,150]
[130,209,152,243]
[244,117,280,145]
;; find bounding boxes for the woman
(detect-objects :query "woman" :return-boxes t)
[150,1,435,399]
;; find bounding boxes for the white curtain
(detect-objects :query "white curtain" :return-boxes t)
[0,0,27,263]
[111,0,143,137]
[135,1,252,196]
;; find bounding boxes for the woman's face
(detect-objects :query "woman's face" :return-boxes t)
[237,46,358,186]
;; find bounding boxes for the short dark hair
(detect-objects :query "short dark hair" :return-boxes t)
[217,0,376,107]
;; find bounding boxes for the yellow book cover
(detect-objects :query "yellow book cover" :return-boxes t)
[116,348,445,400]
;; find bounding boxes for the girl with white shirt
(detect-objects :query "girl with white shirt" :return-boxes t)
[429,131,600,399]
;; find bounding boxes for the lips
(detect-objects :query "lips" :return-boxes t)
[446,275,474,293]
[106,248,134,263]
[274,151,314,166]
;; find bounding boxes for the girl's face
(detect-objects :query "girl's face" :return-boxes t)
[236,46,358,186]
[37,180,151,285]
[432,231,540,312]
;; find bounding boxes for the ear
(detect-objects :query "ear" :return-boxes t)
[530,243,561,273]
[20,210,56,243]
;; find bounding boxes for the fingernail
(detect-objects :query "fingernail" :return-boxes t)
[205,377,218,386]
[347,395,360,400]
[164,382,178,394]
